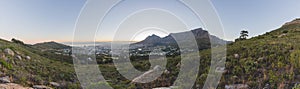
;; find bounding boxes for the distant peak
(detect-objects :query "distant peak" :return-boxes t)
[149,34,160,37]
[191,28,204,31]
[145,34,161,39]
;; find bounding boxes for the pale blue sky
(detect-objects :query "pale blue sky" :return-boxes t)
[1,0,300,43]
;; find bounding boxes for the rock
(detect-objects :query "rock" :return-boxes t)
[15,51,21,55]
[4,58,9,62]
[164,70,170,74]
[49,82,60,87]
[278,34,287,38]
[25,56,31,60]
[225,84,248,89]
[131,65,164,83]
[32,85,51,89]
[176,63,181,68]
[4,48,14,56]
[0,76,11,83]
[153,86,178,89]
[16,55,22,60]
[153,87,171,89]
[0,83,33,89]
[0,53,5,59]
[234,54,239,59]
[216,67,226,73]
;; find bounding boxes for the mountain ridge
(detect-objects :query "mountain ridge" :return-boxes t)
[132,28,230,50]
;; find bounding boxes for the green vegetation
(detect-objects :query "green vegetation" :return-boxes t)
[235,30,249,41]
[32,41,71,50]
[96,19,300,88]
[1,19,300,88]
[0,39,80,88]
[0,59,12,69]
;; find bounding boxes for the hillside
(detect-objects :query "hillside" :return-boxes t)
[1,18,300,88]
[0,39,80,88]
[97,19,300,89]
[218,18,300,88]
[32,41,71,51]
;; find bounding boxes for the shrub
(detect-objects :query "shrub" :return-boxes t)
[282,30,289,33]
[0,59,12,69]
[293,83,300,89]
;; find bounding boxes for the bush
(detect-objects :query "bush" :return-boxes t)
[0,59,12,69]
[282,30,289,33]
[293,83,300,89]
[11,38,25,45]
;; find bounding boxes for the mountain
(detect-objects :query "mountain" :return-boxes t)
[32,41,71,51]
[132,28,229,50]
[0,39,80,88]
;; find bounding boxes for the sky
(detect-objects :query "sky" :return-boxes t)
[1,0,300,44]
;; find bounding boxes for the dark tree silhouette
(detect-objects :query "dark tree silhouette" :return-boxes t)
[240,30,249,39]
[235,30,249,41]
[11,38,25,45]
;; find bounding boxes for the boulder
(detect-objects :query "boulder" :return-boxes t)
[0,83,33,89]
[15,51,21,55]
[16,55,22,60]
[234,54,239,59]
[0,53,5,59]
[278,33,287,38]
[0,76,11,83]
[131,65,163,83]
[176,63,181,68]
[32,85,51,89]
[164,70,170,74]
[4,48,14,56]
[49,82,60,87]
[25,56,31,60]
[4,58,9,62]
[153,86,178,89]
[225,84,248,89]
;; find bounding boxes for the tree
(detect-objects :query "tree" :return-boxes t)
[240,30,249,40]
[11,38,25,45]
[235,30,249,41]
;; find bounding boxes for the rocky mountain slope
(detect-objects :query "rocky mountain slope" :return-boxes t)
[0,39,80,88]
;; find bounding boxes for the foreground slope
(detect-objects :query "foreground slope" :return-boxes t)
[219,18,300,88]
[0,39,80,88]
[97,19,300,89]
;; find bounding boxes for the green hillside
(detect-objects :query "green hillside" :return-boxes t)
[96,19,300,89]
[1,19,300,88]
[32,41,71,51]
[219,18,300,88]
[0,39,80,88]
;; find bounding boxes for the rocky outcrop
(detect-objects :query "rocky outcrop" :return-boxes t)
[0,83,32,89]
[0,76,11,83]
[25,56,31,60]
[234,54,239,59]
[4,48,14,56]
[32,85,52,89]
[131,65,163,83]
[49,82,60,87]
[0,53,5,59]
[16,55,22,60]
